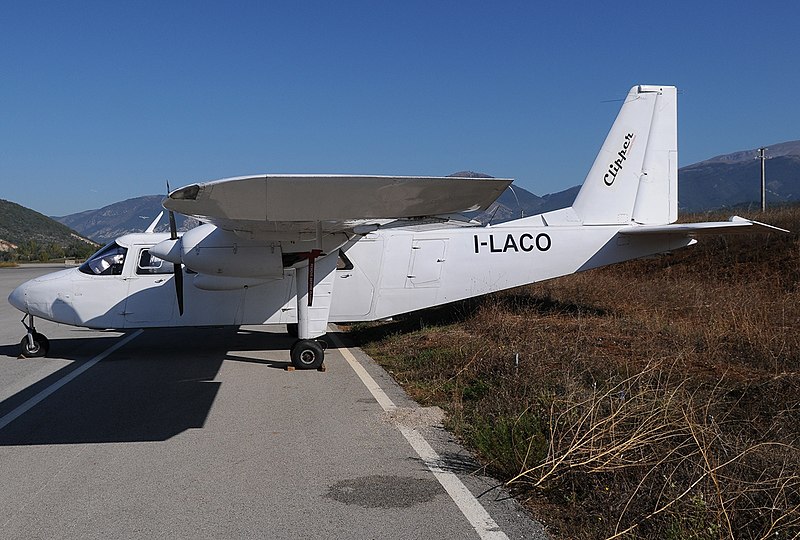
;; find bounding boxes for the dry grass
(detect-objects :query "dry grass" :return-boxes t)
[349,205,800,540]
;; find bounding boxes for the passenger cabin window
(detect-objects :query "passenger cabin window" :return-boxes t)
[136,249,172,275]
[79,242,128,276]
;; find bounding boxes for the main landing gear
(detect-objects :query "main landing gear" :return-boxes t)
[286,249,338,371]
[19,314,49,358]
[287,324,327,370]
[289,338,328,370]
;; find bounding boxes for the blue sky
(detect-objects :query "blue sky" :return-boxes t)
[2,1,798,216]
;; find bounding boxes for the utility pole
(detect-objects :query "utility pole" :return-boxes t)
[758,147,767,212]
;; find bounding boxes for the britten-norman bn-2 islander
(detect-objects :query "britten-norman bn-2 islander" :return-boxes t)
[8,85,787,368]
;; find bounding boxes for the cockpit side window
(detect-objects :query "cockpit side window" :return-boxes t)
[79,242,128,276]
[136,249,172,275]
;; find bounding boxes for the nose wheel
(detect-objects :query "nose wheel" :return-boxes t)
[19,314,50,358]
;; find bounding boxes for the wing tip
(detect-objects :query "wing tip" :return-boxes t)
[730,215,791,234]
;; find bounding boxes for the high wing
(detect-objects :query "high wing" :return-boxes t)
[164,175,512,234]
[619,216,789,236]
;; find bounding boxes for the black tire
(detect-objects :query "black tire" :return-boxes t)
[286,323,299,338]
[19,333,49,358]
[290,339,324,370]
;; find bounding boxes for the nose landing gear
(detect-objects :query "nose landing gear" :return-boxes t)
[19,314,49,358]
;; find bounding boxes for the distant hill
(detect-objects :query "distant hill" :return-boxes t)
[0,199,98,260]
[54,195,199,244]
[697,140,800,166]
[470,140,800,220]
[58,176,557,240]
[451,170,576,223]
[53,142,800,240]
[470,184,580,223]
[451,171,541,222]
[678,142,800,211]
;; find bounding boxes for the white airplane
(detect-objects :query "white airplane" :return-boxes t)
[8,85,787,368]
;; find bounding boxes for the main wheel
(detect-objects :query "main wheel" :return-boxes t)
[290,339,324,370]
[19,333,49,358]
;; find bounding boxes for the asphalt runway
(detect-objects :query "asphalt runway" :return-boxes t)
[0,266,547,540]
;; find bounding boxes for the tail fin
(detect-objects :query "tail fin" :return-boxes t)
[571,85,677,225]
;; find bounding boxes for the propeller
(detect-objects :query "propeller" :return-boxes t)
[166,182,184,316]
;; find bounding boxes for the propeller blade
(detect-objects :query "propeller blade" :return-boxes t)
[167,184,178,241]
[173,262,184,316]
[169,210,178,240]
[166,181,183,315]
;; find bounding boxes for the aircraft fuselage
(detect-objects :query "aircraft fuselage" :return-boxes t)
[8,219,694,331]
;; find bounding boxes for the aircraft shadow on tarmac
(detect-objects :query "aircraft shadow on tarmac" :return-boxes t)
[0,326,331,446]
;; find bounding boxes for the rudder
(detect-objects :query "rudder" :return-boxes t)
[571,85,677,226]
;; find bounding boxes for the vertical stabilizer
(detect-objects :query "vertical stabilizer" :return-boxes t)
[571,85,677,225]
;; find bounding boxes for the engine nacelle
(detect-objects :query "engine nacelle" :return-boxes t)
[180,224,284,278]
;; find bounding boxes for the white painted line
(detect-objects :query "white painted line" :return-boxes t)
[0,330,144,431]
[329,331,509,540]
[0,360,72,404]
[399,425,509,540]
[333,337,397,412]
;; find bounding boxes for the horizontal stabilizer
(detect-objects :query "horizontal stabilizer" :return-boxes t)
[619,216,789,236]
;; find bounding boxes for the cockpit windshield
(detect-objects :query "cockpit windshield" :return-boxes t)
[79,242,128,276]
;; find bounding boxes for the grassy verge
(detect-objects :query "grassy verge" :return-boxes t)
[348,206,800,539]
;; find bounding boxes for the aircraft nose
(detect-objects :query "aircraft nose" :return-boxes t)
[8,282,29,312]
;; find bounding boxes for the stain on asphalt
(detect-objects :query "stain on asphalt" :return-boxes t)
[326,475,440,508]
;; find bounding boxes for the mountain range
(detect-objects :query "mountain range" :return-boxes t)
[471,140,800,223]
[453,141,800,224]
[54,195,200,244]
[678,141,800,211]
[0,199,98,260]
[2,141,797,249]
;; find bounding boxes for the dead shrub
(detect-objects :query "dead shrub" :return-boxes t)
[352,205,800,539]
[506,362,800,539]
